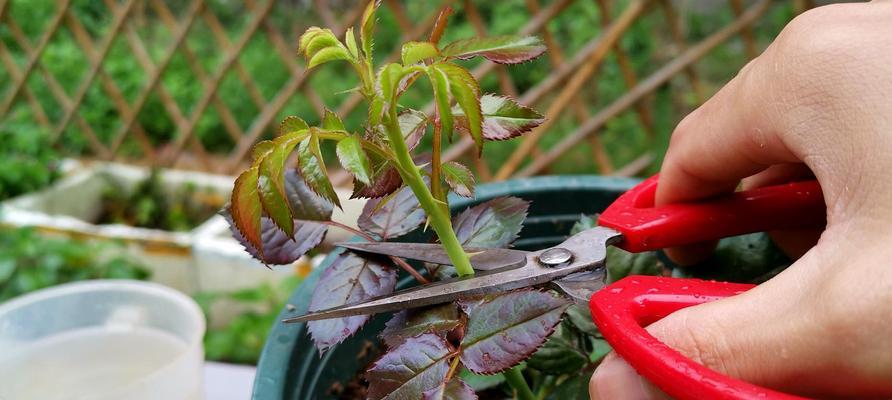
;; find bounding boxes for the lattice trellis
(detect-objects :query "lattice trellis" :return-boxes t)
[0,0,814,182]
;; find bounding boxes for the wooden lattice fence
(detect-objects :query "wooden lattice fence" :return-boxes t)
[0,0,814,183]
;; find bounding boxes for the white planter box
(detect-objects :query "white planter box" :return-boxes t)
[1,162,367,299]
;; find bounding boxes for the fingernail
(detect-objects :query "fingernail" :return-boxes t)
[591,355,652,400]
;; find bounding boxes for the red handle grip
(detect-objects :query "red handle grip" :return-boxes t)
[590,276,807,400]
[599,175,825,252]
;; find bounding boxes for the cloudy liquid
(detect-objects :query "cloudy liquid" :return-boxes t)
[0,327,201,400]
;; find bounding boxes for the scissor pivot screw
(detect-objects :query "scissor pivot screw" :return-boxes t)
[538,248,573,266]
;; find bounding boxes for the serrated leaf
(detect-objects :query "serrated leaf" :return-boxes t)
[441,161,474,198]
[298,27,325,55]
[307,46,351,69]
[454,94,544,141]
[251,140,275,162]
[345,27,359,59]
[296,136,341,208]
[359,184,426,240]
[230,167,263,256]
[546,371,592,400]
[381,303,462,348]
[351,163,402,199]
[569,214,598,235]
[223,208,326,265]
[452,196,528,249]
[526,324,587,374]
[398,109,428,151]
[258,158,294,236]
[427,67,454,142]
[367,333,454,400]
[283,169,333,221]
[460,289,569,374]
[564,304,600,337]
[435,63,481,153]
[307,252,396,352]
[279,116,309,136]
[429,6,453,45]
[589,337,612,363]
[369,96,385,127]
[322,109,345,131]
[336,134,372,184]
[441,35,545,64]
[402,41,439,65]
[360,0,379,59]
[606,246,661,283]
[423,378,477,400]
[304,29,341,59]
[379,63,404,102]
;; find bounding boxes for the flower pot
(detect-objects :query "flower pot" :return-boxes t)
[252,175,639,399]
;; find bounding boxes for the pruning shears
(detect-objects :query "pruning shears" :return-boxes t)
[288,175,825,400]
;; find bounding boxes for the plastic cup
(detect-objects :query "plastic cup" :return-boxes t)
[0,280,205,400]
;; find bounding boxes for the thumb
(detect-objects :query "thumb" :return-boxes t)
[589,251,826,400]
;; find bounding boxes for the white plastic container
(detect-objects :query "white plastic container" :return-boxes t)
[0,280,205,400]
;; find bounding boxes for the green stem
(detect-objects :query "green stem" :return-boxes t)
[383,106,474,276]
[504,367,536,400]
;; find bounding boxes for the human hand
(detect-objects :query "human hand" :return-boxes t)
[590,2,892,399]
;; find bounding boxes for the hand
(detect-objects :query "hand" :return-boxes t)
[590,2,892,399]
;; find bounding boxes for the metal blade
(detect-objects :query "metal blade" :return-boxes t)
[285,227,622,323]
[336,242,528,271]
[552,269,608,305]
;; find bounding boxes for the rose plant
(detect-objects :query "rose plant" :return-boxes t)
[224,3,788,399]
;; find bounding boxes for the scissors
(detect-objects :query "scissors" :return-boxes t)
[287,175,825,400]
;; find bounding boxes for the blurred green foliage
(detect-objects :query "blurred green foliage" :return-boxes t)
[0,227,151,301]
[1,1,796,176]
[195,275,302,365]
[0,124,61,201]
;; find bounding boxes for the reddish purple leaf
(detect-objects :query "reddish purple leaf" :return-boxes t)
[452,197,528,248]
[459,289,569,374]
[441,161,475,198]
[381,303,462,348]
[223,208,327,265]
[359,184,426,240]
[367,333,454,400]
[423,378,477,400]
[441,35,545,64]
[399,109,428,151]
[351,163,403,199]
[455,94,544,141]
[307,253,396,352]
[283,169,333,221]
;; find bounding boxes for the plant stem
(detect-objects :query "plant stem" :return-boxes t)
[504,367,536,400]
[383,106,474,276]
[430,114,448,214]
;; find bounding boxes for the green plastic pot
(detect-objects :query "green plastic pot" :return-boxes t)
[253,175,638,399]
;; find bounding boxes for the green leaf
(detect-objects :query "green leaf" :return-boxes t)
[345,27,359,59]
[454,94,544,141]
[427,67,454,142]
[358,184,426,240]
[526,324,587,374]
[422,378,476,400]
[307,46,351,69]
[434,63,481,153]
[441,161,475,198]
[402,41,439,65]
[360,0,379,59]
[606,246,662,283]
[258,157,294,236]
[335,134,372,184]
[230,167,263,256]
[452,196,528,250]
[589,337,612,363]
[279,116,309,135]
[307,252,396,352]
[569,214,598,235]
[441,35,546,64]
[379,63,404,102]
[546,371,593,400]
[298,27,326,55]
[251,140,275,162]
[459,368,504,392]
[367,333,454,400]
[564,304,600,337]
[398,109,428,151]
[459,289,570,374]
[296,136,341,208]
[322,109,346,131]
[381,303,462,348]
[304,30,341,58]
[369,96,385,127]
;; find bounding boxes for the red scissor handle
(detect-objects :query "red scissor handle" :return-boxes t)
[590,276,807,400]
[599,175,825,252]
